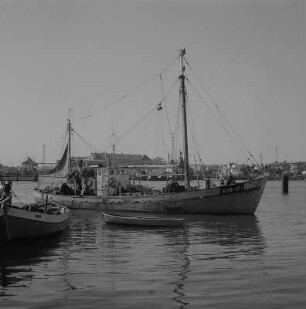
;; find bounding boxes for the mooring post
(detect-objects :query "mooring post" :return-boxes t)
[282,173,289,194]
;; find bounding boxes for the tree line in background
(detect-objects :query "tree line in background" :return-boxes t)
[1,160,306,181]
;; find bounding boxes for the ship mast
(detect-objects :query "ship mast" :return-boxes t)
[179,48,190,190]
[67,109,72,173]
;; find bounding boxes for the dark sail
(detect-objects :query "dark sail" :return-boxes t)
[37,144,69,189]
[49,144,69,175]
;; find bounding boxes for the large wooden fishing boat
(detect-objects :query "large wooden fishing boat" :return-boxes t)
[34,49,266,214]
[0,200,70,241]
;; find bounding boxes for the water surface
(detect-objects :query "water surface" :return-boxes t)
[1,181,305,308]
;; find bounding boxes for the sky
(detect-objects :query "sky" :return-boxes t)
[0,0,305,166]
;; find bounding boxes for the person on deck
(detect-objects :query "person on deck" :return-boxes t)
[0,181,12,205]
[60,182,71,195]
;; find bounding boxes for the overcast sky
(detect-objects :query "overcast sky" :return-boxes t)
[0,0,305,166]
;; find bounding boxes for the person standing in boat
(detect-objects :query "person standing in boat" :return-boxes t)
[0,181,12,205]
[226,171,235,185]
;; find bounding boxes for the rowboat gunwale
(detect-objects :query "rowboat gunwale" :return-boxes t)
[102,211,185,227]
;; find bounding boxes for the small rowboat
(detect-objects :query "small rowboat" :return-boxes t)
[102,212,185,227]
[1,200,70,241]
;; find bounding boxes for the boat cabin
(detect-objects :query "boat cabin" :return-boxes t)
[96,167,130,196]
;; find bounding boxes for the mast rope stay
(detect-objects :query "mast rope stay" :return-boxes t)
[67,77,180,158]
[116,77,179,146]
[186,77,255,164]
[71,128,103,154]
[184,57,260,167]
[159,73,173,138]
[81,55,180,121]
[185,93,204,166]
[117,102,162,145]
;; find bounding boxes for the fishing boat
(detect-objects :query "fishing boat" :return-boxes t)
[34,49,266,214]
[0,199,70,241]
[103,212,185,227]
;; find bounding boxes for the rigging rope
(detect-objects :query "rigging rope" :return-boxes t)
[11,190,25,205]
[118,105,158,143]
[159,74,173,136]
[184,57,260,166]
[82,55,180,120]
[185,93,203,165]
[117,77,180,146]
[72,128,102,153]
[186,78,251,162]
[159,105,167,161]
[70,77,180,157]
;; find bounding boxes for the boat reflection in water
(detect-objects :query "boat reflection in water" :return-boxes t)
[0,234,65,296]
[101,213,265,308]
[186,214,265,251]
[0,210,265,307]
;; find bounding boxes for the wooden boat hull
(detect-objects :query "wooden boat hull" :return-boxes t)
[1,205,70,241]
[103,212,185,227]
[35,177,266,214]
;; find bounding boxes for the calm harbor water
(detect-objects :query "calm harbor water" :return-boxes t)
[1,181,305,308]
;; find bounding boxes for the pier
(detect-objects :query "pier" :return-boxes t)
[0,174,38,182]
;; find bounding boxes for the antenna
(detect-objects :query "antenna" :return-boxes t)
[108,133,119,167]
[42,144,46,164]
